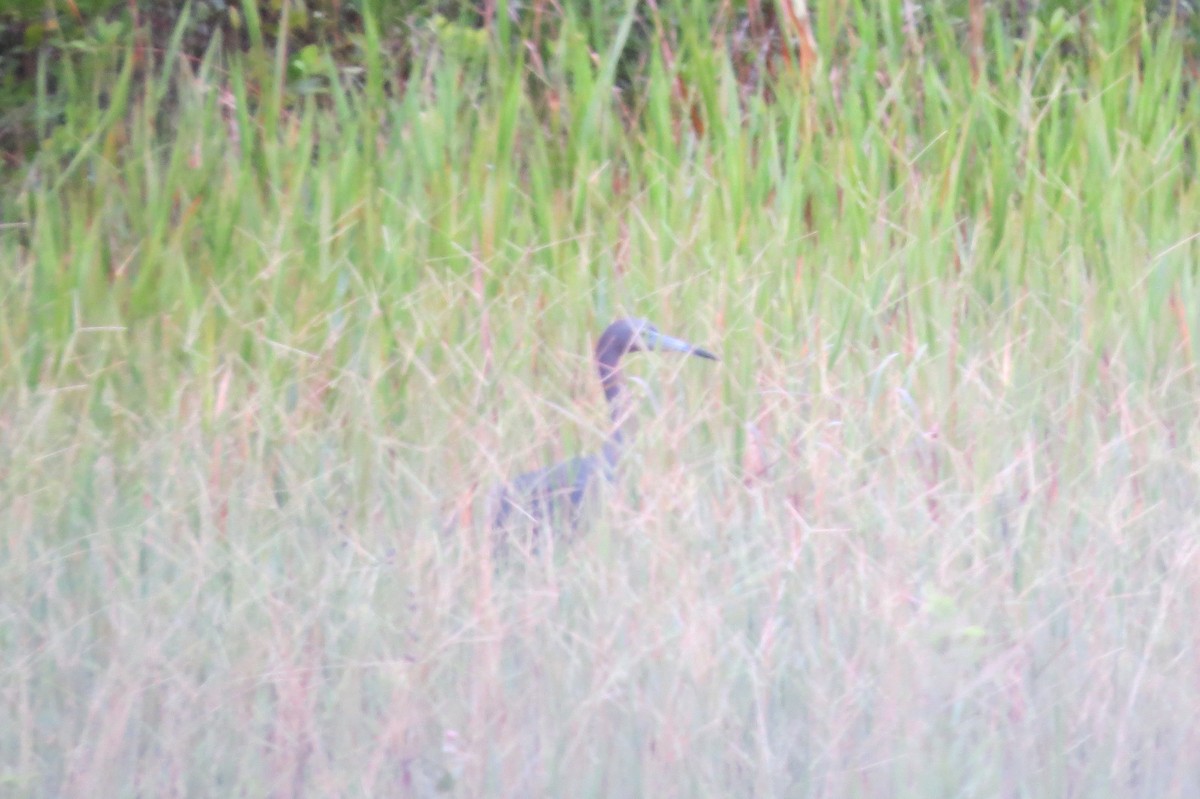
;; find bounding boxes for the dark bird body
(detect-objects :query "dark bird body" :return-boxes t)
[492,318,717,540]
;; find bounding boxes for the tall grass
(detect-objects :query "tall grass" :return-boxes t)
[3,1,1200,796]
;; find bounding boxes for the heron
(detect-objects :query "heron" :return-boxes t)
[491,318,718,543]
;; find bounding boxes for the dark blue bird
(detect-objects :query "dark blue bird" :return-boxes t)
[492,318,717,540]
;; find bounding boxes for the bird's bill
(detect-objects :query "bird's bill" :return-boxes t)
[645,330,719,361]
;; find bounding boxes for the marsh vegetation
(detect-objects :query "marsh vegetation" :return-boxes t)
[4,2,1200,796]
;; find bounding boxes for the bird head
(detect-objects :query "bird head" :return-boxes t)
[606,318,718,361]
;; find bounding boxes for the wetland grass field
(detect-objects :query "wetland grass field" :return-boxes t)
[4,2,1200,795]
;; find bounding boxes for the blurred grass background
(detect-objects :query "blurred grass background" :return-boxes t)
[4,0,1200,796]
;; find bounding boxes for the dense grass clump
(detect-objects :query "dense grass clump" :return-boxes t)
[3,2,1200,796]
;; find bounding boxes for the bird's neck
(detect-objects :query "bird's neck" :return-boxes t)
[598,358,635,469]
